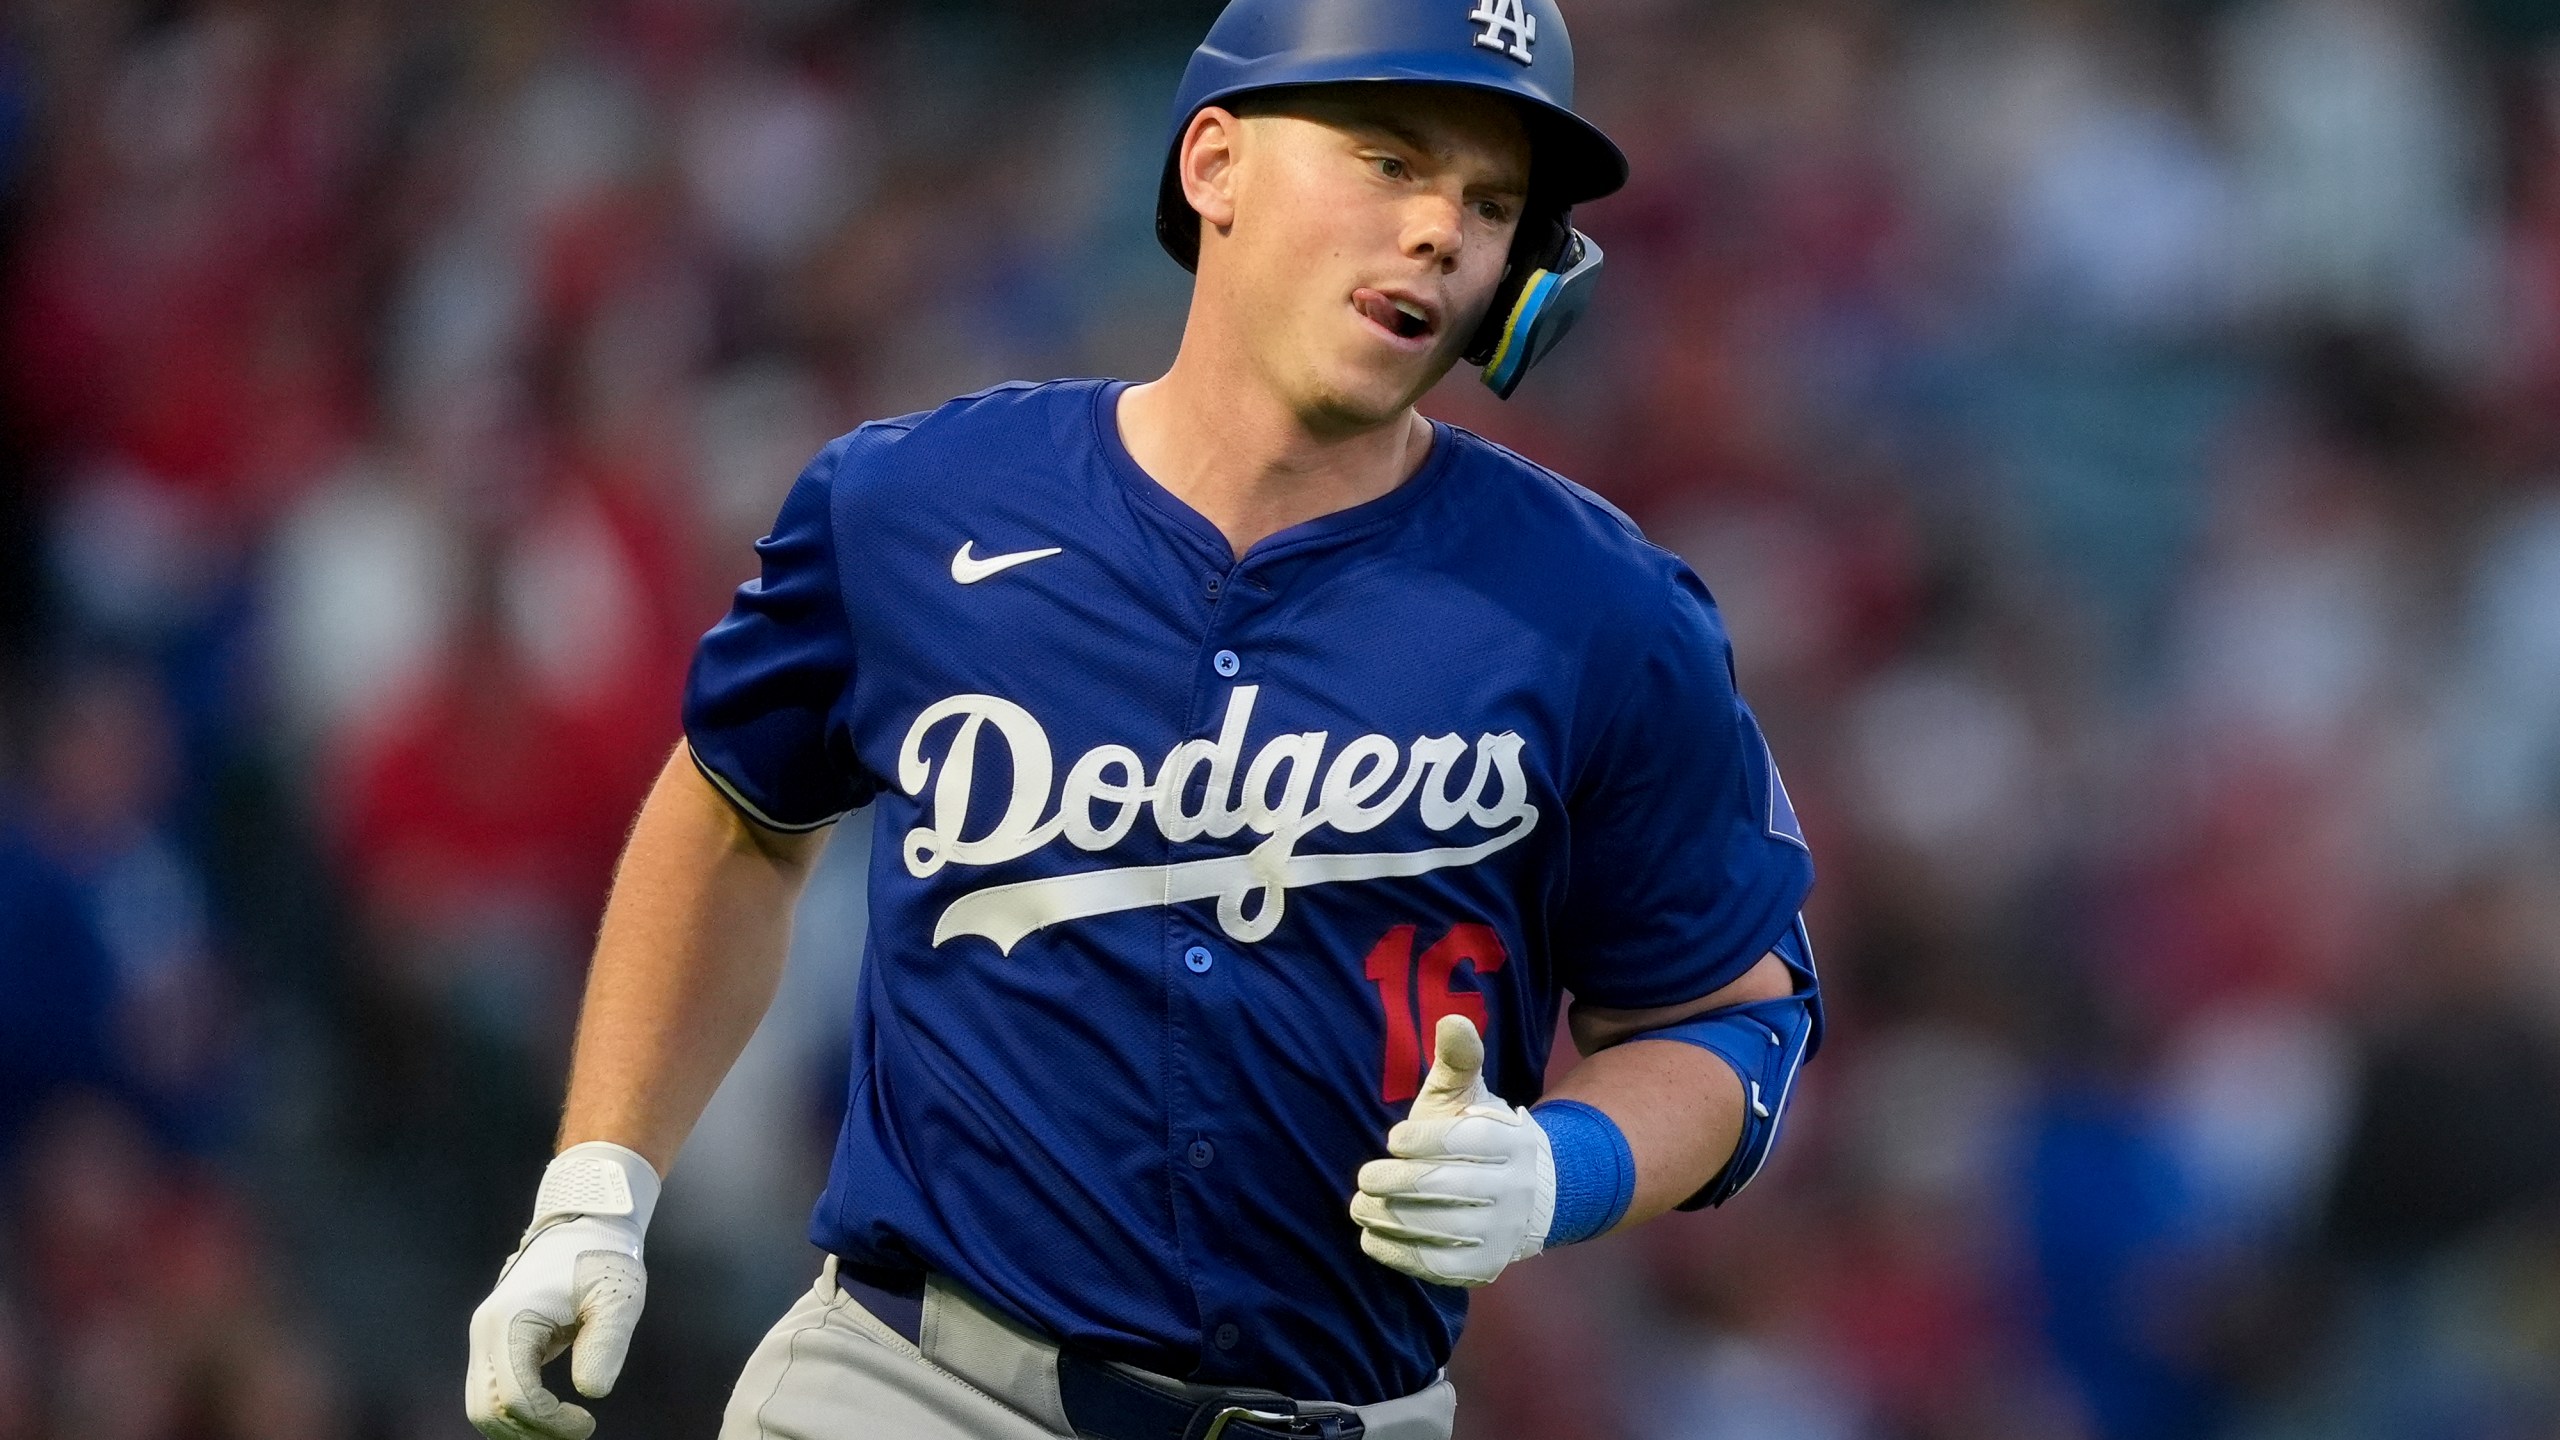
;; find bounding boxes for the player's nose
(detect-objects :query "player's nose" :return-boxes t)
[1401,191,1466,271]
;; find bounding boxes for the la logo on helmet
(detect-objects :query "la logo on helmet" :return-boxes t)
[1468,0,1536,64]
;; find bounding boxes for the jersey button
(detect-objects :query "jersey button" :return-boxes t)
[1183,945,1213,974]
[1188,1139,1216,1168]
[1212,649,1241,677]
[1213,1323,1241,1351]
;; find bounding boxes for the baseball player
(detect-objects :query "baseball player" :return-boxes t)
[465,1,1821,1437]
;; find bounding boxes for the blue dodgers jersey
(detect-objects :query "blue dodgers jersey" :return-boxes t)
[681,379,1813,1404]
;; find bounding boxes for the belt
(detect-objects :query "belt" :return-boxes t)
[836,1266,1366,1440]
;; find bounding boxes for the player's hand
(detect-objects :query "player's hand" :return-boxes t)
[466,1142,660,1440]
[1349,1014,1556,1288]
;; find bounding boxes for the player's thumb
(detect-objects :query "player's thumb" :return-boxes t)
[1414,1014,1488,1115]
[567,1251,647,1398]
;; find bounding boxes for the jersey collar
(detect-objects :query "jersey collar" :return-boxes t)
[1093,379,1461,570]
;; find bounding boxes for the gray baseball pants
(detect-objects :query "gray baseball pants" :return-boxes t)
[718,1258,1458,1440]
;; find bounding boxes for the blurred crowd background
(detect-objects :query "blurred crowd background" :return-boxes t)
[4,0,2560,1436]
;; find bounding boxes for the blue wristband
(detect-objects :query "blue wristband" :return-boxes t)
[1530,1098,1637,1246]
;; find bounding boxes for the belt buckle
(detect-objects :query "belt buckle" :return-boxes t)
[1200,1405,1298,1440]
[1197,1404,1363,1440]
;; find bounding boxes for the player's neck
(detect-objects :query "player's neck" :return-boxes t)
[1118,347,1435,560]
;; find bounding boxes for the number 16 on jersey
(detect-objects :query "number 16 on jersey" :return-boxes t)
[1365,922,1507,1103]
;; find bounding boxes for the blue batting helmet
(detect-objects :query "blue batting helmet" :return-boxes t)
[1154,0,1630,398]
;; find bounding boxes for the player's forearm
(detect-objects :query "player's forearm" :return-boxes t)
[1537,1034,1745,1229]
[555,742,828,1174]
[1540,947,1796,1228]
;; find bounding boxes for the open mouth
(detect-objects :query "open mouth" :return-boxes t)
[1353,289,1436,344]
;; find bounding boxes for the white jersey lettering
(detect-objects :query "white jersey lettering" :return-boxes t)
[897,686,1539,952]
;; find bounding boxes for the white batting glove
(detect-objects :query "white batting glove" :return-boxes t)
[1350,1014,1556,1288]
[466,1142,660,1440]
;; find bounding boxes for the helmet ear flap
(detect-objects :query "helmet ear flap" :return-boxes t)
[1463,205,1572,368]
[1467,206,1605,399]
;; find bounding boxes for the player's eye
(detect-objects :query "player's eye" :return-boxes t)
[1475,199,1512,226]
[1370,154,1409,181]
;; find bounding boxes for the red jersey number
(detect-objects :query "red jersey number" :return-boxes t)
[1364,922,1508,1103]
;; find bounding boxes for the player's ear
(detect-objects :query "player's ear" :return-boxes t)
[1177,105,1244,239]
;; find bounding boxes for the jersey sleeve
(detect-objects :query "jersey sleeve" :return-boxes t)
[681,436,874,831]
[1553,566,1814,1010]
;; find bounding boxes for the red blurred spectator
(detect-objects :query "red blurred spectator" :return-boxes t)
[332,584,646,988]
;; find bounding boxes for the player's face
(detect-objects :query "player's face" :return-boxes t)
[1214,88,1531,429]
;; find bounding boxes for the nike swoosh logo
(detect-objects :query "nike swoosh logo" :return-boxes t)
[951,542,1063,585]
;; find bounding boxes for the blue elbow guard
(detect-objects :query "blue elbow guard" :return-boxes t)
[1643,916,1823,1209]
